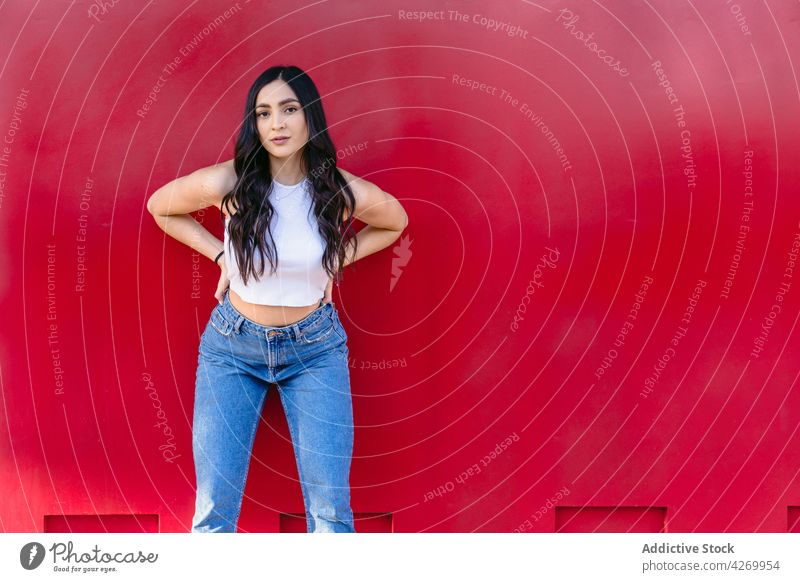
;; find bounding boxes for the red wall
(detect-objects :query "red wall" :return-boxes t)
[2,0,800,533]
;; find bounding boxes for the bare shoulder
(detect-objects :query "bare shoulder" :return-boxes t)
[336,167,374,193]
[147,158,238,218]
[198,159,238,216]
[335,167,378,222]
[335,167,408,230]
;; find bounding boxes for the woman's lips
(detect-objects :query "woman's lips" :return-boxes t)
[271,137,289,145]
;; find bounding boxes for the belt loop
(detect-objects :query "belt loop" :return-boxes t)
[233,315,244,334]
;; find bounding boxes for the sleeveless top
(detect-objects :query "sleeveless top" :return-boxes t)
[223,177,328,306]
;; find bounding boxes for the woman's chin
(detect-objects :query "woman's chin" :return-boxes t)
[264,145,300,159]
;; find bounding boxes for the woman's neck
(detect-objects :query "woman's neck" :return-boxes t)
[270,158,305,186]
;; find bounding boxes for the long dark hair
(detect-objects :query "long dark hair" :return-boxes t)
[220,65,357,286]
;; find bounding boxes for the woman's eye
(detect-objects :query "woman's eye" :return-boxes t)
[257,107,297,118]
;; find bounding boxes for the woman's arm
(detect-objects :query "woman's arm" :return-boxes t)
[337,168,408,268]
[146,161,236,262]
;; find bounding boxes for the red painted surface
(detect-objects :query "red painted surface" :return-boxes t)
[1,1,800,533]
[555,507,666,533]
[44,515,159,534]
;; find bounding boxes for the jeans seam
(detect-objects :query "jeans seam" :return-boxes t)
[331,310,347,343]
[231,387,267,530]
[279,387,313,532]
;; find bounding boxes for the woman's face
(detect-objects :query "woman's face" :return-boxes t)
[255,79,308,160]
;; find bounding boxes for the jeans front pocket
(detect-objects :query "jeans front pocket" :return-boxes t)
[209,306,235,337]
[298,313,335,344]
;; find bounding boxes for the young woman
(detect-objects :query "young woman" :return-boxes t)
[147,65,408,533]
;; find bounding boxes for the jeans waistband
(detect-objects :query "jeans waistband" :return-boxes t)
[218,289,332,339]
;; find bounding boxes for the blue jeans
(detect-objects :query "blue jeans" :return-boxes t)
[191,289,355,533]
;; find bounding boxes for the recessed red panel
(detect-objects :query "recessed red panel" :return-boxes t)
[44,514,159,533]
[788,507,800,533]
[555,507,666,533]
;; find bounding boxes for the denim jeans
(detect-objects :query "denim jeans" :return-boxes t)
[191,289,355,533]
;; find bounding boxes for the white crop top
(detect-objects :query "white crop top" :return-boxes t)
[223,177,329,306]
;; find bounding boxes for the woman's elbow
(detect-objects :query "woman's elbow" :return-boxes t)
[146,192,160,215]
[399,212,409,232]
[394,203,409,232]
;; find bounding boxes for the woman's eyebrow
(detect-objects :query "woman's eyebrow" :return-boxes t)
[255,98,299,109]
